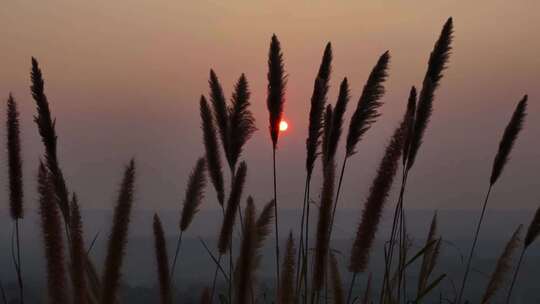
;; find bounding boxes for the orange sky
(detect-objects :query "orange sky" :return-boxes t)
[0,0,539,210]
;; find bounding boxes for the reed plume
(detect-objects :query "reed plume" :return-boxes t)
[306,43,332,177]
[234,198,256,304]
[256,200,275,246]
[328,79,350,162]
[405,17,453,169]
[209,70,230,159]
[218,162,248,254]
[267,34,287,149]
[417,212,439,295]
[200,96,225,206]
[6,94,25,304]
[345,51,390,157]
[101,160,136,304]
[228,74,256,170]
[506,206,540,303]
[458,95,528,303]
[171,157,207,277]
[481,225,522,304]
[348,107,406,274]
[279,232,296,304]
[31,57,71,221]
[7,94,23,220]
[267,34,287,291]
[402,87,417,166]
[38,161,68,304]
[329,252,344,304]
[299,43,333,300]
[489,95,528,185]
[312,157,336,293]
[70,195,87,304]
[322,104,334,166]
[153,214,172,304]
[180,157,207,231]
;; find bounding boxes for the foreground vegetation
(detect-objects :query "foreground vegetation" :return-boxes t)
[2,17,539,304]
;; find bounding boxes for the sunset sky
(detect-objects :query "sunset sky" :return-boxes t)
[0,0,539,210]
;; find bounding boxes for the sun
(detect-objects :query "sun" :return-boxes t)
[279,120,288,132]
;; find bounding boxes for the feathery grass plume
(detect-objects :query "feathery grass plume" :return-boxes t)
[306,43,333,177]
[481,225,522,304]
[279,232,296,304]
[406,18,453,169]
[200,96,225,206]
[209,70,230,158]
[505,206,540,303]
[267,34,287,148]
[329,252,344,304]
[328,78,350,162]
[234,198,256,304]
[418,212,438,295]
[7,94,25,304]
[70,195,87,304]
[402,87,417,166]
[200,287,211,304]
[267,33,287,293]
[312,158,336,292]
[38,161,68,304]
[218,162,248,254]
[458,95,528,303]
[228,74,256,170]
[345,51,390,157]
[7,94,23,220]
[489,95,528,185]
[153,214,172,304]
[348,113,406,274]
[256,199,275,246]
[524,206,540,248]
[172,158,206,281]
[31,58,71,221]
[85,255,102,303]
[180,158,207,231]
[101,160,136,304]
[322,104,334,167]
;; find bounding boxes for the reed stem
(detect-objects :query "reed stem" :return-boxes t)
[505,247,525,304]
[457,185,493,304]
[170,231,183,279]
[273,148,281,293]
[346,272,357,304]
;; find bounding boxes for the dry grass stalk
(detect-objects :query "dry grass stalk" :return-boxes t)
[228,74,256,170]
[329,252,344,304]
[70,195,87,304]
[31,58,71,221]
[101,160,136,304]
[279,232,296,304]
[200,96,225,206]
[345,51,390,157]
[218,162,248,254]
[406,18,453,169]
[38,161,68,304]
[153,214,172,304]
[481,225,522,304]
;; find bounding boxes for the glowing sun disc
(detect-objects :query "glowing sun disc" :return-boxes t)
[279,120,289,132]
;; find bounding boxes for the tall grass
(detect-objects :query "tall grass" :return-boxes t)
[266,34,287,294]
[6,94,24,304]
[101,160,136,304]
[3,18,538,304]
[457,95,528,303]
[38,161,68,304]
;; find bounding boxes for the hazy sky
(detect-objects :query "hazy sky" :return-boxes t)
[0,0,539,211]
